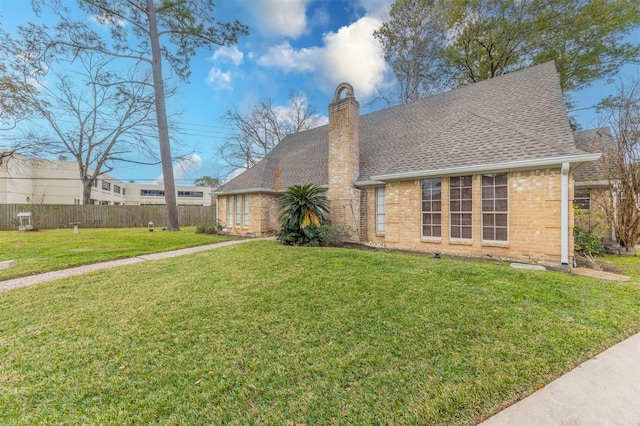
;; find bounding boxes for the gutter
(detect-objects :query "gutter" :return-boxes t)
[561,162,570,266]
[213,184,329,196]
[212,188,285,196]
[370,153,601,182]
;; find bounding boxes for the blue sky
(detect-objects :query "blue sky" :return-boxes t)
[1,0,638,185]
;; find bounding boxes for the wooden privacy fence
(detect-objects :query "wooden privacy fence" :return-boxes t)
[0,204,217,230]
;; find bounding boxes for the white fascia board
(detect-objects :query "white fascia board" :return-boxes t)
[370,153,602,182]
[354,180,386,187]
[212,188,284,196]
[575,180,611,188]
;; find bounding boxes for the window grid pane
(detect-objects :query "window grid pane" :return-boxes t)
[450,176,472,239]
[227,195,234,226]
[243,194,249,227]
[235,195,241,226]
[422,178,442,237]
[573,189,591,210]
[482,174,508,242]
[376,187,385,233]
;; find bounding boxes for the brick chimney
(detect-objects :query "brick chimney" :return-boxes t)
[327,83,360,239]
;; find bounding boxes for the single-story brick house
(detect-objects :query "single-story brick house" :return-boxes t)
[214,62,604,266]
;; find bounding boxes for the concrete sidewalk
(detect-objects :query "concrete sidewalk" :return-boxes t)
[0,237,266,293]
[480,332,640,426]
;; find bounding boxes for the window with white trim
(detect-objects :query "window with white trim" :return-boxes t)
[227,195,233,227]
[243,194,249,227]
[482,173,508,241]
[375,187,385,233]
[235,195,241,226]
[422,178,442,237]
[450,175,473,239]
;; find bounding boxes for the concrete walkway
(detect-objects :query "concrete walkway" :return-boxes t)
[480,331,640,425]
[0,238,266,293]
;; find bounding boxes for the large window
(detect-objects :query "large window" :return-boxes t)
[235,195,241,226]
[375,187,385,234]
[243,194,249,227]
[113,185,121,194]
[227,195,234,226]
[422,178,442,237]
[102,181,111,191]
[482,174,508,241]
[450,175,473,239]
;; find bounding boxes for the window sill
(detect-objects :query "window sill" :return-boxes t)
[420,237,441,244]
[449,239,473,246]
[481,241,509,248]
[375,233,385,237]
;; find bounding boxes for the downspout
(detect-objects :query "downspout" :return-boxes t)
[561,163,570,266]
[611,184,618,242]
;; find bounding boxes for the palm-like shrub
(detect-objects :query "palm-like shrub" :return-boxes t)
[276,184,330,246]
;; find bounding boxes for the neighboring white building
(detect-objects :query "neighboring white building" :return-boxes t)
[0,154,212,206]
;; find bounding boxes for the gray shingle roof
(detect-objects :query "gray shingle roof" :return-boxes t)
[572,127,615,183]
[217,62,590,193]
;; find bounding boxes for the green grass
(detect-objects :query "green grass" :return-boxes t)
[0,227,231,281]
[600,254,640,281]
[1,241,639,424]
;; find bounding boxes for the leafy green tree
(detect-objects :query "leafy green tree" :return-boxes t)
[193,176,221,188]
[23,0,248,230]
[443,0,540,86]
[377,0,640,101]
[373,0,447,103]
[276,184,330,247]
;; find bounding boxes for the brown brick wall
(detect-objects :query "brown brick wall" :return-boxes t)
[216,193,280,236]
[361,168,574,264]
[327,86,360,240]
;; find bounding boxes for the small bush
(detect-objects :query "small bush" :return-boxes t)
[195,220,222,234]
[574,225,605,255]
[318,224,355,246]
[276,226,321,247]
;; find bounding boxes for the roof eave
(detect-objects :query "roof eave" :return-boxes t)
[213,188,285,196]
[213,184,329,196]
[370,154,602,182]
[354,180,386,187]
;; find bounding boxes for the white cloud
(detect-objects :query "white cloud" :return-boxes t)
[210,46,244,65]
[320,16,390,97]
[257,16,391,98]
[258,42,318,73]
[156,154,203,184]
[205,68,233,90]
[241,0,309,38]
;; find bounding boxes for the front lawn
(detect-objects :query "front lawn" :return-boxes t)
[0,227,231,281]
[1,241,639,424]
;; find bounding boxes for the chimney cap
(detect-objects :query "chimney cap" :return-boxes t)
[332,82,355,102]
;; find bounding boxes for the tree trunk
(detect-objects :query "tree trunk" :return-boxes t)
[82,179,92,205]
[146,0,180,231]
